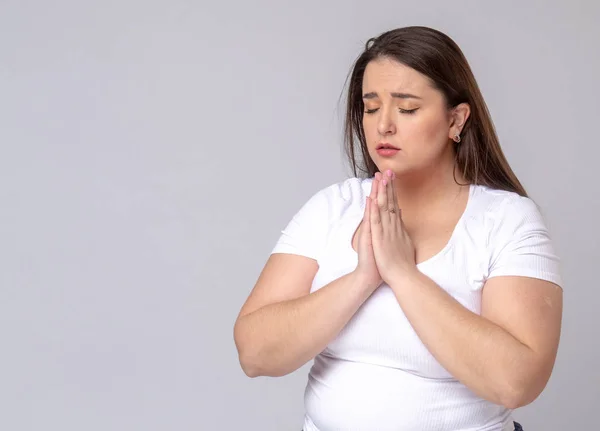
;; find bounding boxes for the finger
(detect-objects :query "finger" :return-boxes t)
[370,176,378,201]
[374,172,383,198]
[370,189,382,231]
[390,171,400,212]
[386,170,395,213]
[364,196,372,235]
[377,174,388,212]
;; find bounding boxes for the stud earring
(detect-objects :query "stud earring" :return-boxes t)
[453,133,461,143]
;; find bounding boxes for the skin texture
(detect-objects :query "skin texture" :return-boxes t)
[234,56,563,410]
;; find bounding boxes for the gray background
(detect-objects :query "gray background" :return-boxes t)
[1,0,597,429]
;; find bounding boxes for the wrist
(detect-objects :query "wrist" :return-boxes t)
[387,265,422,290]
[350,269,381,294]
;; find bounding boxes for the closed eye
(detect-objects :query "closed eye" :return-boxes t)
[364,108,419,115]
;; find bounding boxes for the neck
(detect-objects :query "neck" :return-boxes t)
[391,156,468,213]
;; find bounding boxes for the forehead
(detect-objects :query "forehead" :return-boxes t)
[362,57,432,94]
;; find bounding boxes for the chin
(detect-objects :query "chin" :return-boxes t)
[374,160,408,175]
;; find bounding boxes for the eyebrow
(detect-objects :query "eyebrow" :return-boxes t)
[362,92,422,100]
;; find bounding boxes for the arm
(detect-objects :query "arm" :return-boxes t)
[234,181,382,378]
[234,254,377,378]
[370,170,563,409]
[387,271,562,409]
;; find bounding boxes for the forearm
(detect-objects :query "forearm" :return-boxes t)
[389,270,536,408]
[235,270,377,378]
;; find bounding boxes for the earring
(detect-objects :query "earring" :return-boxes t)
[453,133,461,143]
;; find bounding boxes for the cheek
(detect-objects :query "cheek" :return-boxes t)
[362,117,380,154]
[408,114,449,150]
[362,116,376,137]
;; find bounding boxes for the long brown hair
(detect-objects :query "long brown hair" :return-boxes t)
[343,26,527,197]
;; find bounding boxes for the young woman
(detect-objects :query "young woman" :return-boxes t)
[234,26,563,431]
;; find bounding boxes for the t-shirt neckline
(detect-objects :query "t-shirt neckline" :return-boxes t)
[350,178,477,268]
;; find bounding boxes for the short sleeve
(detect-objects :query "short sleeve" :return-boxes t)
[270,185,333,261]
[487,195,563,287]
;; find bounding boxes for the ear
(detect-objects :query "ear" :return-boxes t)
[448,103,471,139]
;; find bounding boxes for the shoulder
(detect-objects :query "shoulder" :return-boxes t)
[281,176,372,232]
[271,177,371,260]
[468,185,556,258]
[313,176,372,202]
[469,185,544,229]
[470,186,562,286]
[303,176,373,219]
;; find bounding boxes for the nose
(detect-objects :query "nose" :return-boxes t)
[377,106,396,136]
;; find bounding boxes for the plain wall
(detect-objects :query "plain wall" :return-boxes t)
[1,0,598,429]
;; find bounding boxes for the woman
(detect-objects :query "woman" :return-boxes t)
[233,26,563,431]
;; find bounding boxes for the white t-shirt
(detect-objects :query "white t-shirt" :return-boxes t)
[271,177,562,431]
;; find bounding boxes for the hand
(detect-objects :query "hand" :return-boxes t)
[354,176,383,291]
[370,170,417,284]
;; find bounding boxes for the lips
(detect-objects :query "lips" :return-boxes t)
[376,143,400,150]
[376,145,400,157]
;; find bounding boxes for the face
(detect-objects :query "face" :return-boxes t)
[361,57,466,176]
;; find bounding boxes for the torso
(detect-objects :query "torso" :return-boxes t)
[304,177,515,430]
[351,183,471,265]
